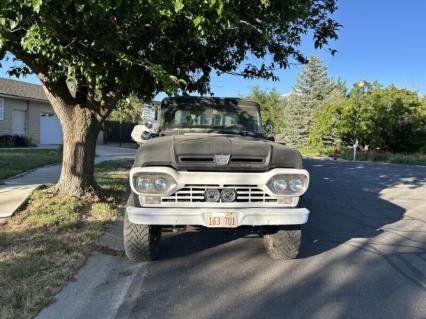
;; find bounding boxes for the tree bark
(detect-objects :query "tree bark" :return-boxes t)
[56,108,100,196]
[43,86,102,196]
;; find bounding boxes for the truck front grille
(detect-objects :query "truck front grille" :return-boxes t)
[178,156,265,165]
[161,184,278,204]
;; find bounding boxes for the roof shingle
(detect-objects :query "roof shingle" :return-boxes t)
[0,77,48,101]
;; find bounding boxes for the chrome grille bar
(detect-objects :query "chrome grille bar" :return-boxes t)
[161,184,278,204]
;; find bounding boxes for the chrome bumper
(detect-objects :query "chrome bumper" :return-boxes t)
[126,206,310,227]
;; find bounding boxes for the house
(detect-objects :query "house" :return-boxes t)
[0,77,63,144]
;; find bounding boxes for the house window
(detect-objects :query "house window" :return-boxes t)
[0,98,4,120]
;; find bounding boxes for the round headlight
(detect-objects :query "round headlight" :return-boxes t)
[272,179,287,193]
[136,176,153,192]
[221,189,237,202]
[205,189,221,202]
[154,177,168,191]
[289,179,303,192]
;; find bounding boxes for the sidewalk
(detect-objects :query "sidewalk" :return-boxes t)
[0,145,136,222]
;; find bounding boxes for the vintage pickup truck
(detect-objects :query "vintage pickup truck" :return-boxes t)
[125,96,310,260]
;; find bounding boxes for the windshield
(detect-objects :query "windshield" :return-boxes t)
[160,103,262,135]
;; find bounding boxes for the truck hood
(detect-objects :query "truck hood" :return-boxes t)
[133,134,303,171]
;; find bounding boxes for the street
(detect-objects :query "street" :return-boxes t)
[123,159,426,319]
[38,159,426,319]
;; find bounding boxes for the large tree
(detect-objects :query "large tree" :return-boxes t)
[310,83,426,152]
[0,0,340,195]
[282,55,342,147]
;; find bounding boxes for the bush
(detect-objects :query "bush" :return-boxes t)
[0,135,33,147]
[310,85,426,153]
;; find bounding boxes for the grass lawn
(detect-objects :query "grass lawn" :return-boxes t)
[0,159,133,319]
[0,149,62,181]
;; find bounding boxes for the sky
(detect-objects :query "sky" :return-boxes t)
[1,0,426,98]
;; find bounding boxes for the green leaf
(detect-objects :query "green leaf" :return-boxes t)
[174,0,184,12]
[217,1,224,16]
[193,15,205,28]
[32,0,42,13]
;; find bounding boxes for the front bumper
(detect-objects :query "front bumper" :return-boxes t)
[126,206,310,227]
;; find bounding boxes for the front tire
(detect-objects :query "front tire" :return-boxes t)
[263,225,301,260]
[124,194,161,262]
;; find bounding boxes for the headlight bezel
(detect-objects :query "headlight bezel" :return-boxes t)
[267,174,308,196]
[132,173,177,195]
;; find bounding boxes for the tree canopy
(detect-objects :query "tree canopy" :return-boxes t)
[0,0,341,195]
[281,55,341,147]
[0,0,340,107]
[310,83,426,153]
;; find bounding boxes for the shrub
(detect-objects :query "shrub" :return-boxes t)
[0,135,33,147]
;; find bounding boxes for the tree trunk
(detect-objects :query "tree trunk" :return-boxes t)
[44,87,102,196]
[55,106,101,196]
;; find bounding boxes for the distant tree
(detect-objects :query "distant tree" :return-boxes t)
[310,83,426,153]
[294,55,336,105]
[363,85,425,152]
[245,86,283,133]
[0,0,340,195]
[333,78,348,98]
[282,55,338,147]
[108,96,143,124]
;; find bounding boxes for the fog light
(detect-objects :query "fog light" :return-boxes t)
[221,189,237,202]
[205,189,220,202]
[278,197,296,205]
[142,196,161,205]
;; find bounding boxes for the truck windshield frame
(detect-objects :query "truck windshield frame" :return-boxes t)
[160,103,263,135]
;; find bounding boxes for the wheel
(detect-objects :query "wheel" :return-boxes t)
[123,194,161,262]
[263,225,301,260]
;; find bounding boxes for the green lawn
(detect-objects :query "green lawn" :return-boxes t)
[0,149,62,181]
[0,159,133,319]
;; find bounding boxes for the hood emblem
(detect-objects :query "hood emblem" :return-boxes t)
[215,154,231,166]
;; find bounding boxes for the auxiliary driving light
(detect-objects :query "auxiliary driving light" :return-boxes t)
[221,189,237,202]
[205,189,221,202]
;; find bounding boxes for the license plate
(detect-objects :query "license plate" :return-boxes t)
[206,212,238,228]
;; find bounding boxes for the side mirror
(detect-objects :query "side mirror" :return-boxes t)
[131,124,153,143]
[265,123,273,134]
[141,131,152,140]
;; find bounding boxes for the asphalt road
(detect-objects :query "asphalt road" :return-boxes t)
[39,159,426,319]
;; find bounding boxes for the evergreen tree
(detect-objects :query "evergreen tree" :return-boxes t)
[282,55,337,147]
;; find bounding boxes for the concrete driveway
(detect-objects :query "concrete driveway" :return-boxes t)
[38,159,426,319]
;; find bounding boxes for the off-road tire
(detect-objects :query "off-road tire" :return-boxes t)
[263,225,301,260]
[124,194,161,261]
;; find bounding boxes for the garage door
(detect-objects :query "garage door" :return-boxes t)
[40,112,63,144]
